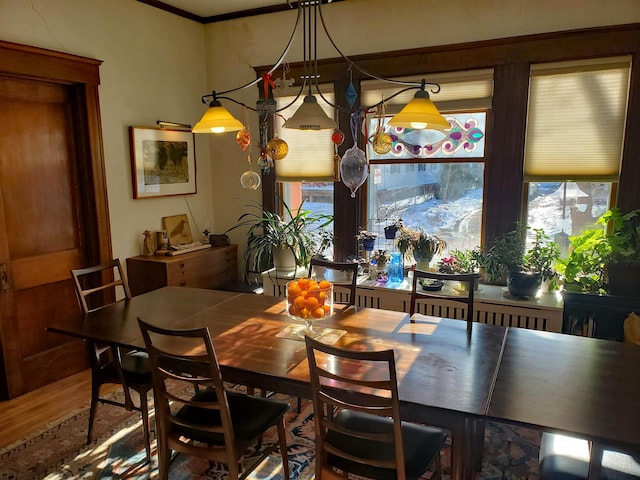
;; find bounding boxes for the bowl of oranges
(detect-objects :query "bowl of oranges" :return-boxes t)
[286,277,333,330]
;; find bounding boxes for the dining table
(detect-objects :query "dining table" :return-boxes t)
[46,286,640,480]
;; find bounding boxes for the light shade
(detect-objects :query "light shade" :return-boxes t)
[388,90,450,130]
[192,100,244,134]
[283,94,337,130]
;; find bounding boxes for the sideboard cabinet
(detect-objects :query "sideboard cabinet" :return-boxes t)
[126,245,238,296]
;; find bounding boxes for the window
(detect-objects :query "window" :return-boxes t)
[275,90,335,258]
[524,57,631,253]
[361,71,493,257]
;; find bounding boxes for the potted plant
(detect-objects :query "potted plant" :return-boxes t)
[383,219,403,240]
[600,207,640,297]
[226,198,333,277]
[554,227,609,294]
[396,226,447,270]
[437,248,482,290]
[523,228,561,292]
[357,229,378,251]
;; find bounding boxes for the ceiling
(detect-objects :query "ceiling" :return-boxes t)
[138,0,343,23]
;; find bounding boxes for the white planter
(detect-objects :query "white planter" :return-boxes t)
[272,245,297,272]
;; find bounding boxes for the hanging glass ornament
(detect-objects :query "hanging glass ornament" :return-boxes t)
[236,128,251,151]
[340,145,368,198]
[340,111,369,197]
[331,129,345,146]
[372,132,392,154]
[240,154,261,190]
[266,136,289,160]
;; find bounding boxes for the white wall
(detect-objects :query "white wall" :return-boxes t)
[2,0,639,267]
[0,0,210,262]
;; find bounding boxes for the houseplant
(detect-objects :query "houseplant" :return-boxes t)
[226,198,333,277]
[437,248,482,290]
[553,227,608,294]
[357,230,378,251]
[600,207,640,297]
[383,219,403,240]
[396,226,447,270]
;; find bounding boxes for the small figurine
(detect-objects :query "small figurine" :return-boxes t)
[142,230,154,256]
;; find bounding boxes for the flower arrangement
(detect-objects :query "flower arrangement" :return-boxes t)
[396,226,447,265]
[438,248,482,274]
[356,230,378,241]
[370,249,391,267]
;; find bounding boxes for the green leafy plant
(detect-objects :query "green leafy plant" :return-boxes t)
[600,207,640,267]
[523,228,561,280]
[226,198,333,277]
[437,248,481,274]
[396,226,447,263]
[553,228,609,293]
[477,223,526,283]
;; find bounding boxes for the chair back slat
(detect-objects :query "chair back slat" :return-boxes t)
[410,270,479,332]
[305,335,406,478]
[71,259,132,313]
[309,258,359,306]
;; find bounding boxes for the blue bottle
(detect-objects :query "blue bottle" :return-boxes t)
[388,252,403,284]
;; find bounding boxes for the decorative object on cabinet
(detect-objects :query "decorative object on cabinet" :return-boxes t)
[129,126,196,199]
[126,245,238,297]
[162,214,193,246]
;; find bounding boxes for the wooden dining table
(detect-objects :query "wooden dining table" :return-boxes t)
[47,286,508,480]
[46,286,640,480]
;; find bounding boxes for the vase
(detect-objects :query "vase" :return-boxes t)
[413,252,433,272]
[362,238,375,251]
[507,271,541,298]
[388,253,403,283]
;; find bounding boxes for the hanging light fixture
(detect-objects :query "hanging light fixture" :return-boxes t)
[192,0,447,135]
[192,93,245,133]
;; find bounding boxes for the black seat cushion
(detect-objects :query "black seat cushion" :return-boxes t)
[539,432,640,480]
[120,351,152,385]
[173,388,290,444]
[325,409,446,480]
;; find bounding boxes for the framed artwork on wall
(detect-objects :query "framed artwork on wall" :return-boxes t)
[129,126,197,198]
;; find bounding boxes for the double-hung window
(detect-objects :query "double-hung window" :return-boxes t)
[361,70,493,256]
[523,57,631,255]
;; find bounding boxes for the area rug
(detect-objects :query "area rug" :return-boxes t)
[0,388,541,480]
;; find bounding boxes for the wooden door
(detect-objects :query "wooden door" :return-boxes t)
[0,41,111,399]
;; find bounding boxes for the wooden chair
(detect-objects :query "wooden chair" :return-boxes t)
[70,259,153,459]
[305,335,446,480]
[138,319,290,480]
[410,270,479,331]
[308,258,359,307]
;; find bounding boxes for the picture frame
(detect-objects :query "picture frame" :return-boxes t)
[129,126,197,199]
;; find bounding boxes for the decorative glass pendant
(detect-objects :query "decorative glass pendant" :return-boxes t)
[372,132,393,154]
[266,136,289,160]
[340,145,368,198]
[331,129,345,146]
[236,128,251,151]
[240,170,261,190]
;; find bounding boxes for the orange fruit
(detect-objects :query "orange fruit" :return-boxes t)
[305,296,319,311]
[294,296,306,309]
[308,283,320,294]
[318,291,327,304]
[319,279,331,289]
[288,304,298,316]
[323,305,332,314]
[300,307,310,319]
[312,307,325,318]
[298,278,310,290]
[288,283,301,298]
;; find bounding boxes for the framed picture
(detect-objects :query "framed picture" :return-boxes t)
[129,126,197,198]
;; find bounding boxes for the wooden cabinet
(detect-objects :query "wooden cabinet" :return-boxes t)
[126,245,238,296]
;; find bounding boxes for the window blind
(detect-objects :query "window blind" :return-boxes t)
[524,57,631,181]
[274,89,335,182]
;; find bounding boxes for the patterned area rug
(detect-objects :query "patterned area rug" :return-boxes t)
[0,388,541,479]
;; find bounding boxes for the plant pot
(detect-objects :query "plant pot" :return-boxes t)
[272,245,297,272]
[455,277,480,292]
[606,262,640,297]
[384,226,398,240]
[507,271,541,298]
[362,238,376,251]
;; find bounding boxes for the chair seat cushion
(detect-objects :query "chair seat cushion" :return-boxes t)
[540,432,640,480]
[326,409,446,480]
[120,351,152,385]
[174,388,290,444]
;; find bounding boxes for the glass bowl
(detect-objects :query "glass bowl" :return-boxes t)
[286,278,333,332]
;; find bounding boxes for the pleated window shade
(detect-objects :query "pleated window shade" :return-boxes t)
[275,90,335,182]
[524,57,631,181]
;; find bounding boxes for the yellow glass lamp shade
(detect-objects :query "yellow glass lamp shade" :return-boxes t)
[283,94,337,130]
[192,101,244,134]
[388,90,450,130]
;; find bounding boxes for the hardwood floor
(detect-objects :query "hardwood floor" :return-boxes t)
[0,369,117,450]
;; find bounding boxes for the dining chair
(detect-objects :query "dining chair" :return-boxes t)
[137,319,291,480]
[409,269,484,472]
[305,335,446,480]
[70,259,153,459]
[539,432,640,479]
[308,258,359,307]
[410,270,479,330]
